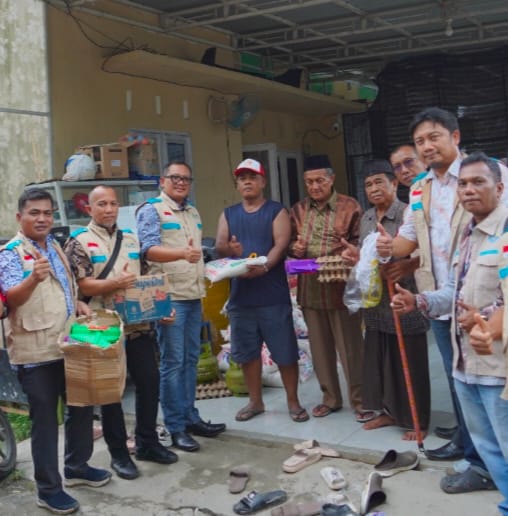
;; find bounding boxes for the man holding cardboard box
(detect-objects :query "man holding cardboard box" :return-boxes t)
[64,186,178,480]
[136,161,226,452]
[0,188,111,515]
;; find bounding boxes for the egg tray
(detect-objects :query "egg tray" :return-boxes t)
[315,255,352,283]
[195,379,233,399]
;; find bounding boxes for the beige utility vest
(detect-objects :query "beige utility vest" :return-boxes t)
[2,232,76,365]
[450,205,508,381]
[497,231,508,400]
[143,192,205,300]
[410,173,469,292]
[71,221,141,311]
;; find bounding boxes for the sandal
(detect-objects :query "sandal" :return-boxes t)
[312,404,341,418]
[229,466,250,494]
[355,410,382,423]
[289,407,310,422]
[235,406,265,422]
[283,449,322,473]
[233,490,287,515]
[293,439,341,458]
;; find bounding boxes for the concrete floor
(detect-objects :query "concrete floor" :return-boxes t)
[2,330,504,515]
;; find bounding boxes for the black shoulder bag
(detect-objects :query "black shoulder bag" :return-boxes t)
[82,231,123,304]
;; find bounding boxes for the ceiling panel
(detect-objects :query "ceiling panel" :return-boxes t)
[66,0,508,81]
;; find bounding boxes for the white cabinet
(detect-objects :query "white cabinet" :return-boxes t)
[27,180,160,228]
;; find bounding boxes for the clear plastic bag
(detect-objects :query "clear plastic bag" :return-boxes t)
[343,232,383,313]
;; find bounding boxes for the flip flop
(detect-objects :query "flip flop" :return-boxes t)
[289,407,310,422]
[229,466,250,494]
[294,440,341,458]
[233,490,287,515]
[235,406,265,422]
[320,466,347,490]
[312,404,341,418]
[283,449,322,474]
[271,501,322,516]
[355,410,382,423]
[360,472,386,515]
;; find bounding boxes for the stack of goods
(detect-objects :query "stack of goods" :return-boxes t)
[59,309,125,407]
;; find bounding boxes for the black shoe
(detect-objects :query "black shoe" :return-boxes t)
[440,467,497,493]
[186,418,226,437]
[424,441,464,461]
[434,425,458,440]
[110,456,139,480]
[171,431,200,452]
[136,444,178,464]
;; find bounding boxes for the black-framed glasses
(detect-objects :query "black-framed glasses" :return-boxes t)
[164,174,193,185]
[392,158,416,174]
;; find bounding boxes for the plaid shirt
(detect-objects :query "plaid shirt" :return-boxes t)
[289,191,361,309]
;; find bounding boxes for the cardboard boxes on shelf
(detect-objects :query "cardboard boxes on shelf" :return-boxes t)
[118,133,160,178]
[77,143,129,179]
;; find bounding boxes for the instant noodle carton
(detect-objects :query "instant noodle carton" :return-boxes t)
[106,273,172,324]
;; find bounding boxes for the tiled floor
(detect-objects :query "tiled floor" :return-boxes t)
[123,330,457,455]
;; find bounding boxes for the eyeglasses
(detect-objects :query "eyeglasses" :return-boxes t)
[392,158,416,174]
[304,177,330,187]
[164,174,193,185]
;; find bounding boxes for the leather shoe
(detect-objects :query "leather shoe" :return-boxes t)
[136,443,178,464]
[171,431,200,452]
[111,456,139,480]
[424,441,464,461]
[434,425,458,440]
[186,418,226,437]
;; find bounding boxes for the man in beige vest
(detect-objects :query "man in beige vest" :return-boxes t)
[392,153,507,512]
[376,107,490,493]
[64,186,178,480]
[136,161,225,452]
[0,188,111,515]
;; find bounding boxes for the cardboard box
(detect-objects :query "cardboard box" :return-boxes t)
[127,142,160,178]
[59,310,126,407]
[106,273,172,324]
[77,143,129,179]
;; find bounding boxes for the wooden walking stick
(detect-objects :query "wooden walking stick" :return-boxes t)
[387,280,425,452]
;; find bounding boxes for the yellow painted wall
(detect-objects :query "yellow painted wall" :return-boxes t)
[46,4,349,235]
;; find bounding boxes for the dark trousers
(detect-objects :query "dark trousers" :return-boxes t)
[101,332,160,458]
[17,360,93,496]
[362,330,431,430]
[430,319,487,471]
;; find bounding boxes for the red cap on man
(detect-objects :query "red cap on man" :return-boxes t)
[233,158,266,177]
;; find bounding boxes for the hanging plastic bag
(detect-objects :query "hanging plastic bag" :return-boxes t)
[343,232,382,313]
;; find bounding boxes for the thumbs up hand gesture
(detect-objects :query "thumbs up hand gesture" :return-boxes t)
[390,282,416,314]
[469,313,494,355]
[340,238,360,265]
[229,235,243,257]
[184,237,202,263]
[31,250,50,283]
[376,222,393,258]
[292,234,307,258]
[115,262,137,289]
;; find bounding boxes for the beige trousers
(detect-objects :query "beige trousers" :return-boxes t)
[303,308,364,412]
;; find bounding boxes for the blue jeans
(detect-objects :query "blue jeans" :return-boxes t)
[455,379,508,516]
[156,299,201,433]
[430,319,486,471]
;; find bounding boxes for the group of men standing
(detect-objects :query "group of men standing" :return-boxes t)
[1,105,508,515]
[0,162,225,514]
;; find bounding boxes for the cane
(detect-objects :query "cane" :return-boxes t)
[387,280,425,452]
